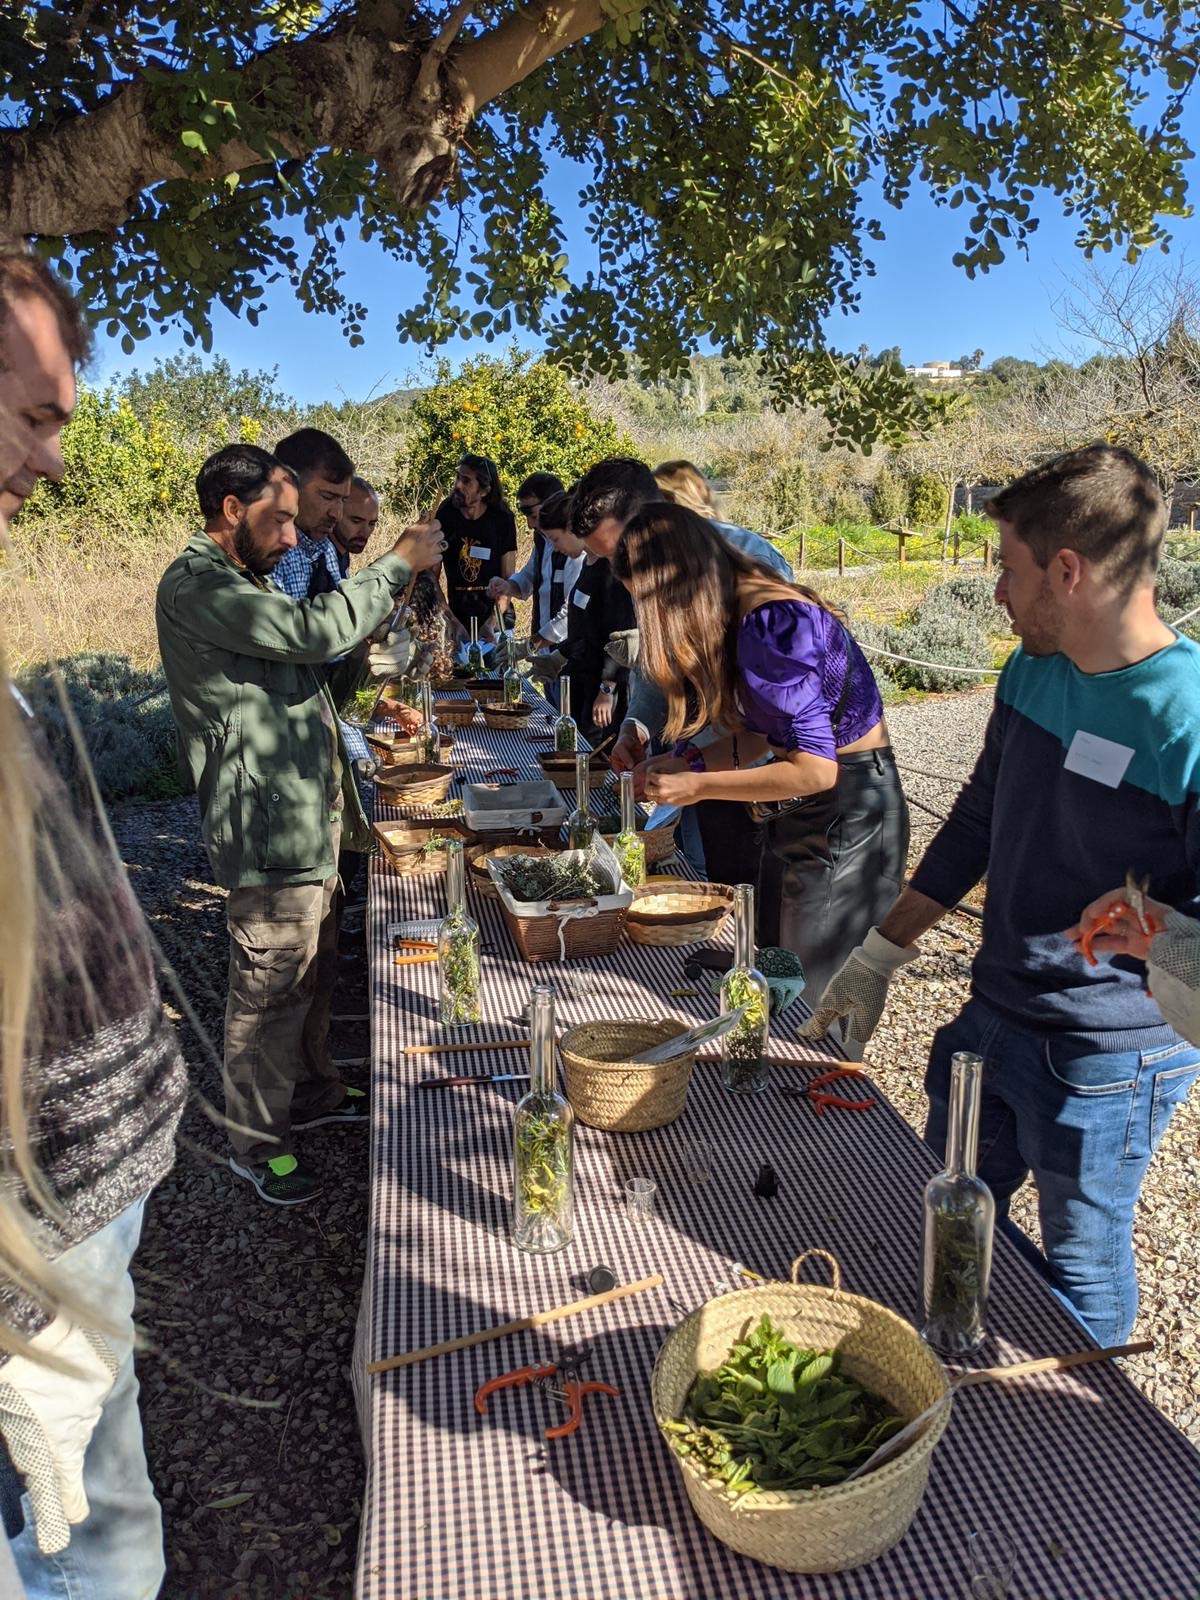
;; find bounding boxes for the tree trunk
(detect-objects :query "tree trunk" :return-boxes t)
[941,482,956,561]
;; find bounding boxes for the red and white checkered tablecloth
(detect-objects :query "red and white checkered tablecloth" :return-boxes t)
[353,692,1200,1600]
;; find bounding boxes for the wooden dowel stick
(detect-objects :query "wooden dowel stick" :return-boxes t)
[955,1339,1153,1388]
[367,1273,664,1375]
[405,1038,528,1055]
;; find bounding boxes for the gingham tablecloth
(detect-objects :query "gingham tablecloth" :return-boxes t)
[353,695,1200,1600]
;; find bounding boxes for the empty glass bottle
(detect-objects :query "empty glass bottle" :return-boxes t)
[921,1051,995,1354]
[512,986,574,1253]
[554,677,578,753]
[567,752,596,850]
[613,769,646,888]
[419,679,442,765]
[466,615,485,676]
[437,840,481,1027]
[720,884,770,1094]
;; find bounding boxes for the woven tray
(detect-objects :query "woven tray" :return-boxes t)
[538,750,612,783]
[467,841,558,900]
[432,699,478,729]
[625,879,734,947]
[467,680,504,703]
[559,1018,698,1131]
[651,1250,951,1574]
[373,763,454,806]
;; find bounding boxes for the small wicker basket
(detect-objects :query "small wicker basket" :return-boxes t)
[538,750,611,783]
[559,1018,698,1131]
[651,1250,951,1574]
[467,679,504,703]
[373,820,465,876]
[432,699,478,729]
[625,879,734,947]
[597,819,679,867]
[482,704,534,731]
[373,763,454,806]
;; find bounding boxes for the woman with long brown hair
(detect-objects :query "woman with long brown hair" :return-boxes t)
[612,502,909,1000]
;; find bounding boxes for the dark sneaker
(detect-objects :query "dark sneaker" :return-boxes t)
[292,1086,369,1131]
[229,1154,323,1206]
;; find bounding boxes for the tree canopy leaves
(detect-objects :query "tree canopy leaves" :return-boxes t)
[2,0,1197,444]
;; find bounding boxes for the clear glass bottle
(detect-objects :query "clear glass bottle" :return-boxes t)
[613,769,646,888]
[401,675,423,710]
[437,840,482,1027]
[921,1052,995,1354]
[419,678,442,765]
[512,985,574,1253]
[554,676,578,754]
[503,640,523,709]
[466,615,485,677]
[720,884,770,1094]
[567,752,596,851]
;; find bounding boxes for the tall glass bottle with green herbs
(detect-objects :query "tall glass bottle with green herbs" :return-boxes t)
[921,1052,994,1354]
[720,884,770,1094]
[512,985,574,1253]
[420,679,442,765]
[567,752,596,850]
[503,641,524,709]
[554,676,578,754]
[467,615,484,677]
[613,769,646,888]
[437,840,481,1028]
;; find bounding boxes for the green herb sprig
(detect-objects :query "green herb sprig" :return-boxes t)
[497,854,613,902]
[666,1315,903,1495]
[513,1097,572,1247]
[721,969,769,1090]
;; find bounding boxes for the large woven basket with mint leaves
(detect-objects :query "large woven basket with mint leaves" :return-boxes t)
[651,1250,950,1574]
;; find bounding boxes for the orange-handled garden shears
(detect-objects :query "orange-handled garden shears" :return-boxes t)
[474,1345,620,1438]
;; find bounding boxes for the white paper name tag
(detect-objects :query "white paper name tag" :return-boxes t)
[1064,729,1134,789]
[469,544,490,561]
[573,589,591,609]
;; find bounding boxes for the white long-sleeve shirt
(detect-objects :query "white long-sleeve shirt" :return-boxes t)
[510,538,584,644]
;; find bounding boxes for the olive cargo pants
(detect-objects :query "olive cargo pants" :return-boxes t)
[223,824,346,1168]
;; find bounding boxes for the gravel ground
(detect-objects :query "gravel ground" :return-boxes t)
[111,688,1198,1594]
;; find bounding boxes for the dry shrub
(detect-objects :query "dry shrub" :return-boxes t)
[0,517,187,672]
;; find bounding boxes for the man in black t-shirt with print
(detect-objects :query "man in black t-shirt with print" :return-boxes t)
[436,454,517,636]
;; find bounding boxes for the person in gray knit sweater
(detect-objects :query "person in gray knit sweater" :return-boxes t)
[0,254,187,1598]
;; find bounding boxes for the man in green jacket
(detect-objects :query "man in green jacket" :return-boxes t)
[157,443,443,1205]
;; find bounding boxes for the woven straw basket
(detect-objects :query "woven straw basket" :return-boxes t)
[373,821,464,876]
[373,764,454,806]
[498,897,627,961]
[467,680,504,703]
[559,1018,698,1131]
[625,879,733,947]
[652,1249,951,1573]
[538,750,611,783]
[432,699,478,729]
[482,704,534,731]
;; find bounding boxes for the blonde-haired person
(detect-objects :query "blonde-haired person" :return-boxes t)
[0,253,187,1597]
[612,501,908,1001]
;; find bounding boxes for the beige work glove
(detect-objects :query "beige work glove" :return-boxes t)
[798,928,918,1048]
[0,1316,119,1553]
[366,628,416,680]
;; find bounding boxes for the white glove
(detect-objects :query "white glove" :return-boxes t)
[536,650,567,680]
[367,629,415,680]
[0,1316,119,1553]
[798,927,918,1047]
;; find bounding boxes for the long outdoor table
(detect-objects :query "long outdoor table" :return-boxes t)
[352,693,1200,1600]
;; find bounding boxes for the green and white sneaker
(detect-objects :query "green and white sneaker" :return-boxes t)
[292,1086,369,1131]
[229,1154,323,1206]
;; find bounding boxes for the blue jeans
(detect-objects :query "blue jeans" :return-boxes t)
[3,1199,164,1600]
[925,999,1200,1346]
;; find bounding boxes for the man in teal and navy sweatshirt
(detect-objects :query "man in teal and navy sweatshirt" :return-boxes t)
[802,443,1200,1347]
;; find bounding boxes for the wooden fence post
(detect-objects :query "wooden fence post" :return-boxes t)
[952,528,961,566]
[798,529,806,569]
[983,539,993,573]
[838,537,846,577]
[896,530,907,565]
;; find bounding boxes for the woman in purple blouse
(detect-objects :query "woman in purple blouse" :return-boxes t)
[612,503,909,999]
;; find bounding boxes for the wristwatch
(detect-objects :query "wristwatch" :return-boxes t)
[598,681,617,694]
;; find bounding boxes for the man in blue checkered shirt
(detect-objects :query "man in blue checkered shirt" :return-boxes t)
[271,429,370,765]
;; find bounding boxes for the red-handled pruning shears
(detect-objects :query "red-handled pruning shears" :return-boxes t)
[474,1345,620,1438]
[782,1065,876,1117]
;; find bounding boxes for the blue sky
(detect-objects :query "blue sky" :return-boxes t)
[91,126,1200,404]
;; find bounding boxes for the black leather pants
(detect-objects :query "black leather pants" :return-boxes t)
[757,748,909,1003]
